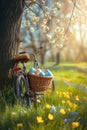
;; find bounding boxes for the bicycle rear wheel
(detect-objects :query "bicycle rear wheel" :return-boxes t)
[14,75,32,106]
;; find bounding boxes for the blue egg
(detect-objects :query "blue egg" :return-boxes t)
[29,67,35,74]
[45,70,53,76]
[39,72,45,76]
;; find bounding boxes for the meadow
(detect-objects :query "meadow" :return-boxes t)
[0,62,87,130]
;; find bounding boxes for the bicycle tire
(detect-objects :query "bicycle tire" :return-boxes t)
[14,75,32,107]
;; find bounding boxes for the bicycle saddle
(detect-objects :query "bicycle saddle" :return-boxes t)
[14,52,30,63]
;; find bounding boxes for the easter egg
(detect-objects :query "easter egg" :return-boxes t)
[45,70,53,76]
[39,71,45,76]
[35,69,41,75]
[44,69,49,72]
[29,67,35,74]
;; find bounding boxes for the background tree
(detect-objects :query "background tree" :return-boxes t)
[20,0,65,64]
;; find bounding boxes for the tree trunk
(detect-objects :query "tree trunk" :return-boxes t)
[56,52,60,65]
[0,0,24,88]
[41,52,45,65]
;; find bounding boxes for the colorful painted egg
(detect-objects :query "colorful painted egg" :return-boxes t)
[45,70,53,76]
[35,69,41,75]
[39,71,45,76]
[29,67,35,74]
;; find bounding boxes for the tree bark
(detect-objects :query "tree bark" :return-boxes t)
[0,0,24,88]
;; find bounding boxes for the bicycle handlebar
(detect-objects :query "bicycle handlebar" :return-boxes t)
[31,53,39,69]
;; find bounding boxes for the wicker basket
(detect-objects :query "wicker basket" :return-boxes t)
[28,73,53,92]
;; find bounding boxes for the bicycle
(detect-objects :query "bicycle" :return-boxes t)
[9,52,55,107]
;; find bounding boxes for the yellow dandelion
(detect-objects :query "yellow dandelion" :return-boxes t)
[75,95,79,101]
[58,92,62,97]
[68,108,71,111]
[83,97,87,101]
[64,94,70,99]
[63,92,70,98]
[73,103,77,109]
[62,100,65,104]
[36,116,44,123]
[66,100,72,107]
[67,100,71,104]
[45,104,51,109]
[46,89,51,94]
[48,114,54,120]
[17,123,23,128]
[63,92,66,95]
[56,91,59,95]
[60,108,66,115]
[72,122,80,128]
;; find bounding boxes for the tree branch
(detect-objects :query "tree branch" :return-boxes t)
[65,0,76,34]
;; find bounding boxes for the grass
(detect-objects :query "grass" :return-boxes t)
[53,69,87,87]
[0,62,87,130]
